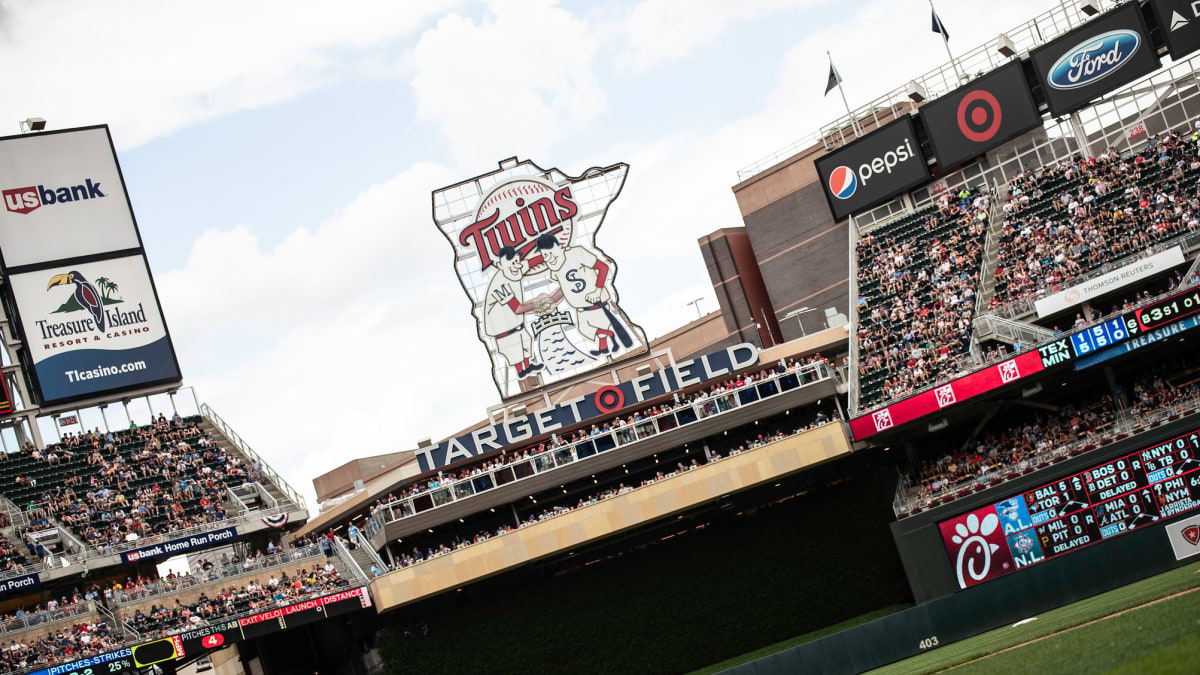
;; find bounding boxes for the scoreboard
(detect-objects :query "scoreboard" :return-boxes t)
[938,427,1200,589]
[1059,285,1200,362]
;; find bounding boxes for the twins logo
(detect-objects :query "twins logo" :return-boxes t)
[828,166,857,200]
[432,159,650,400]
[1047,30,1140,91]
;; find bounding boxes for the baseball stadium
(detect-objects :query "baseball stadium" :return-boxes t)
[4,1,1200,674]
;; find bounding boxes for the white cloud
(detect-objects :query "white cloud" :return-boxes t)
[616,0,818,72]
[0,0,456,147]
[410,0,607,165]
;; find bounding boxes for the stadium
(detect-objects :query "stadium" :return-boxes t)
[4,0,1200,674]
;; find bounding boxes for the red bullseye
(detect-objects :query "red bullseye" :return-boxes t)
[957,89,1002,143]
[594,385,624,414]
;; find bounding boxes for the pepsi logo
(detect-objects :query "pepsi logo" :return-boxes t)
[1047,30,1140,91]
[828,166,857,200]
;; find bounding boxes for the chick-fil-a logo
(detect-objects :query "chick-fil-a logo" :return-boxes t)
[938,506,1015,589]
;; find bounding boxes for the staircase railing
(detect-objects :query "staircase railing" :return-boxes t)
[354,529,387,575]
[200,403,308,511]
[332,535,370,584]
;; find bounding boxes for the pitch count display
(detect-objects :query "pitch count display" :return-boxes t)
[938,427,1200,589]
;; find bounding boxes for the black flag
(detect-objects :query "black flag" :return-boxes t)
[825,61,843,96]
[932,8,949,41]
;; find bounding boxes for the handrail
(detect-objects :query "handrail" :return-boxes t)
[111,544,324,607]
[353,529,386,575]
[367,361,835,534]
[200,403,309,511]
[0,600,98,636]
[892,393,1200,517]
[331,536,369,585]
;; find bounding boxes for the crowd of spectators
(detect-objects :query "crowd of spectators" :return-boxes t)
[855,188,990,408]
[124,560,349,639]
[11,415,260,553]
[901,372,1200,510]
[992,126,1200,308]
[0,619,123,673]
[363,355,835,526]
[380,410,842,574]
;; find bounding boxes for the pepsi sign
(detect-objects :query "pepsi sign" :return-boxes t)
[813,116,930,222]
[1030,3,1159,116]
[922,61,1042,170]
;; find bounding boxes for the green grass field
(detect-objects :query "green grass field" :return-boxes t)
[698,560,1200,674]
[870,560,1200,674]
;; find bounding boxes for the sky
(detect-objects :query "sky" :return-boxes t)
[0,0,1061,510]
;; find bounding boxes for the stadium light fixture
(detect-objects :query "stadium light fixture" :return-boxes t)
[906,80,927,103]
[686,297,705,318]
[997,34,1017,58]
[18,117,45,133]
[1079,0,1100,17]
[782,307,819,338]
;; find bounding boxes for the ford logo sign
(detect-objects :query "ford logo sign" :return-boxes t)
[1047,30,1140,91]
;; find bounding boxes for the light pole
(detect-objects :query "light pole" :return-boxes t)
[686,297,704,319]
[782,307,819,338]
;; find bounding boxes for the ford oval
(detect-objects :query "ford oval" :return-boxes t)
[1047,30,1140,91]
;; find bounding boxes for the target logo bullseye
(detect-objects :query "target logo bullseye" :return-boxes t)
[594,385,625,413]
[957,89,1003,143]
[828,166,857,199]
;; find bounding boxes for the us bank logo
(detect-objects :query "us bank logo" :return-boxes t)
[2,178,105,215]
[828,166,857,199]
[1047,30,1140,91]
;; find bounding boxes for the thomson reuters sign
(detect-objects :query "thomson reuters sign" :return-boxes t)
[814,116,929,221]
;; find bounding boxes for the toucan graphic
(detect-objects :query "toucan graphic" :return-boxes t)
[47,271,105,331]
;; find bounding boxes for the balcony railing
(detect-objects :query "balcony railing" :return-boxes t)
[110,543,324,606]
[366,361,835,535]
[892,394,1200,518]
[0,599,99,636]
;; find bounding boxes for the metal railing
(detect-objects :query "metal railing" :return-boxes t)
[353,529,386,576]
[0,600,98,636]
[366,361,835,535]
[893,393,1200,517]
[332,536,370,585]
[737,0,1104,181]
[110,543,324,607]
[973,314,1057,346]
[201,403,308,511]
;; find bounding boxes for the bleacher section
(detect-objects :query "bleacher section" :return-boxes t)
[854,190,989,409]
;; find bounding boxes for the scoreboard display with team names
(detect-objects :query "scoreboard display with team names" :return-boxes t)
[938,428,1200,589]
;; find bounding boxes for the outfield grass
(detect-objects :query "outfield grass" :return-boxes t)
[688,604,910,675]
[870,560,1200,674]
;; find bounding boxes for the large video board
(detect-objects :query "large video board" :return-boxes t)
[814,116,930,222]
[1029,3,1160,117]
[6,254,181,405]
[0,126,142,269]
[938,427,1200,589]
[921,61,1042,170]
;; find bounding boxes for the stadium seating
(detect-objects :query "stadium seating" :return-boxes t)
[854,190,989,409]
[991,130,1200,312]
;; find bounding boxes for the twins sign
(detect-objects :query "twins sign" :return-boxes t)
[433,158,648,399]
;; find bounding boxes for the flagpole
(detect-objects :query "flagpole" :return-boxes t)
[828,50,862,137]
[930,0,966,83]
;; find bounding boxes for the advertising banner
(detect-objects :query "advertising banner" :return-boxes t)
[1030,3,1160,116]
[7,253,181,405]
[814,116,930,221]
[1034,247,1185,317]
[937,505,1017,589]
[1148,0,1200,60]
[922,61,1043,170]
[0,572,40,597]
[1166,513,1200,560]
[0,126,142,269]
[120,526,236,564]
[432,159,649,400]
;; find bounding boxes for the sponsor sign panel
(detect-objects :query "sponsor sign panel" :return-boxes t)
[432,159,649,400]
[1167,513,1200,559]
[0,126,142,269]
[1148,0,1200,60]
[922,61,1043,170]
[814,116,930,221]
[0,572,40,596]
[850,351,1045,440]
[415,342,759,473]
[1030,3,1160,116]
[937,506,1017,589]
[7,254,182,405]
[121,526,237,564]
[1034,247,1185,317]
[1075,314,1200,370]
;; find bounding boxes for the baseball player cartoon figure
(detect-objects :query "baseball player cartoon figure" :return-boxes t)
[483,246,544,379]
[535,233,633,356]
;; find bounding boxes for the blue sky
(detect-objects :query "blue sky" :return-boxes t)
[2,0,1059,507]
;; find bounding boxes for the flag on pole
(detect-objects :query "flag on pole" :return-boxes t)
[825,61,843,96]
[931,8,950,41]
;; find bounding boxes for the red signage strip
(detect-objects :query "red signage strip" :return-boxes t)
[851,351,1045,440]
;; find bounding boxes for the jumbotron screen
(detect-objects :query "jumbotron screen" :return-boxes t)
[938,428,1200,589]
